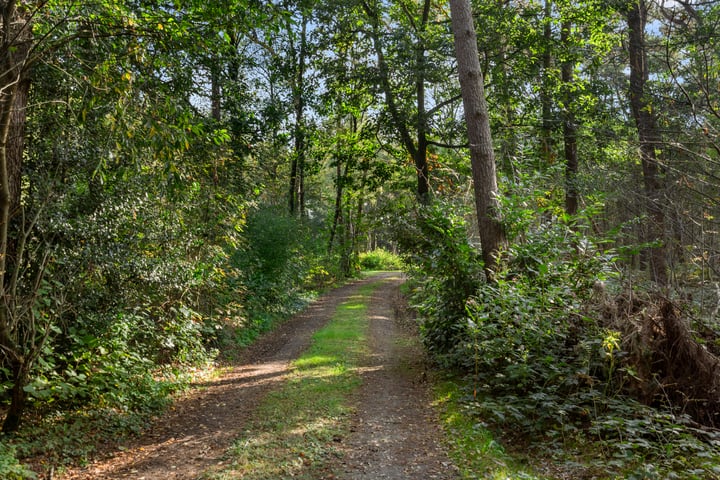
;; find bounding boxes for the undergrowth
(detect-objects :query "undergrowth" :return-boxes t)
[400,200,720,479]
[4,366,201,477]
[434,379,544,480]
[0,441,36,480]
[3,204,341,477]
[358,248,404,271]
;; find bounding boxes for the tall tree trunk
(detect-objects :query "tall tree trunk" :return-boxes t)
[626,0,668,286]
[0,0,33,433]
[361,0,430,202]
[495,10,518,181]
[540,0,554,165]
[289,13,308,216]
[8,75,27,218]
[449,0,506,279]
[209,65,221,193]
[561,20,579,215]
[328,141,347,252]
[288,153,299,214]
[210,67,221,122]
[414,0,431,202]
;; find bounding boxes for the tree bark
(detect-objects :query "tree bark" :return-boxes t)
[289,12,308,216]
[561,20,579,216]
[362,0,430,202]
[540,0,554,165]
[210,66,221,122]
[626,0,668,286]
[413,0,431,202]
[0,0,33,433]
[449,0,506,279]
[328,140,347,252]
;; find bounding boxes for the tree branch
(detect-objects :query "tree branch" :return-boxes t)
[426,94,462,118]
[427,139,468,149]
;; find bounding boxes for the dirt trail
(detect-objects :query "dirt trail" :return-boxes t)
[57,273,457,480]
[330,276,459,479]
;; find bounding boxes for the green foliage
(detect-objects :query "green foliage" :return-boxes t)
[4,0,720,476]
[398,189,720,477]
[28,313,190,411]
[394,201,483,357]
[435,380,543,480]
[0,0,257,441]
[0,442,36,480]
[437,216,720,477]
[358,248,403,271]
[236,206,338,309]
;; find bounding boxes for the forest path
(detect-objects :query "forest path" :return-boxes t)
[58,272,457,480]
[329,274,459,480]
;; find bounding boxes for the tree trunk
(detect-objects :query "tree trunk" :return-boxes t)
[8,75,27,218]
[414,0,431,202]
[449,0,506,279]
[211,66,221,122]
[328,146,347,252]
[0,1,33,433]
[289,12,308,216]
[2,359,28,432]
[362,0,430,202]
[561,20,579,216]
[626,0,668,286]
[495,12,518,181]
[540,0,554,166]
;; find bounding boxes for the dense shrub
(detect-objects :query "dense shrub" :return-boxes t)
[393,202,483,357]
[358,248,403,270]
[235,206,338,310]
[396,191,720,476]
[0,441,36,480]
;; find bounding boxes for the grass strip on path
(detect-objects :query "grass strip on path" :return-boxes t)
[206,281,380,480]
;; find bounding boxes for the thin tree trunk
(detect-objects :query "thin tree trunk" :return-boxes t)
[449,0,506,279]
[211,67,221,122]
[495,17,518,181]
[561,20,579,215]
[626,0,668,285]
[328,146,347,252]
[8,75,27,218]
[414,0,431,202]
[540,0,554,165]
[361,0,430,202]
[289,13,308,215]
[352,168,368,264]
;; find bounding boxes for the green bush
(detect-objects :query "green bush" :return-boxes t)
[237,205,340,297]
[450,219,720,477]
[393,201,483,357]
[358,248,403,270]
[0,441,36,479]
